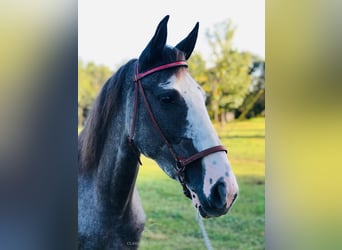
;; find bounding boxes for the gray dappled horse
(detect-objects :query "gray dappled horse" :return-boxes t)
[78,16,238,249]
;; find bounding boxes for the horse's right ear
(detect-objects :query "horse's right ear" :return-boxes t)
[139,15,169,67]
[175,22,199,60]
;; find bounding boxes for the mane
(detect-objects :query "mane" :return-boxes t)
[78,59,135,171]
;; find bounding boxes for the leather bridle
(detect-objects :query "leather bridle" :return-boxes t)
[128,60,227,198]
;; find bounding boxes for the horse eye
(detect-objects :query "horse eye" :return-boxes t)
[160,95,173,104]
[158,90,179,104]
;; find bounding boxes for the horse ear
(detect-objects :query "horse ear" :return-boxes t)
[175,22,199,60]
[139,15,169,65]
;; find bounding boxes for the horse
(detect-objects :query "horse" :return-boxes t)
[78,15,239,249]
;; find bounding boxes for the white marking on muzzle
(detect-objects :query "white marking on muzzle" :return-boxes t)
[202,153,239,207]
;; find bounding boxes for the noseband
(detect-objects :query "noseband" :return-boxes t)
[128,60,227,198]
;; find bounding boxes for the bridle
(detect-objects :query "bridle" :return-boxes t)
[128,60,227,198]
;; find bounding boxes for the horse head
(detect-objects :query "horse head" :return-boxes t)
[129,16,238,218]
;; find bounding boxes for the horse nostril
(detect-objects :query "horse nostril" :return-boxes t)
[210,181,227,209]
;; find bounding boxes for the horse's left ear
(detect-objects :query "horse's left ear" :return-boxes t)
[139,15,169,66]
[175,22,199,60]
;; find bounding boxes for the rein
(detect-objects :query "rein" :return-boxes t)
[128,60,227,198]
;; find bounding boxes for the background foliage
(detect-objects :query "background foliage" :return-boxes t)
[78,60,113,126]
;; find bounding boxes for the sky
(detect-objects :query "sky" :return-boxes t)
[78,0,264,70]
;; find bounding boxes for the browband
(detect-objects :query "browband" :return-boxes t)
[134,61,188,81]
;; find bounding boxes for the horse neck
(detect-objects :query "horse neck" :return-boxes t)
[95,96,140,218]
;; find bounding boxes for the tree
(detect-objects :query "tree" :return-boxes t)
[188,52,208,86]
[78,59,113,127]
[237,61,265,120]
[188,52,216,116]
[205,20,253,124]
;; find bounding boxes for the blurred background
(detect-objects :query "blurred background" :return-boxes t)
[1,0,342,249]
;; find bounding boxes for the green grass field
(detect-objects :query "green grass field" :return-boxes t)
[136,117,265,250]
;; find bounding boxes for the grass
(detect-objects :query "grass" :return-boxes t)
[136,117,265,250]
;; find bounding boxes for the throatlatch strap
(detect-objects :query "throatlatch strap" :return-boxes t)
[128,81,139,145]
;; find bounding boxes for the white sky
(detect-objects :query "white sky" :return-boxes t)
[78,0,264,70]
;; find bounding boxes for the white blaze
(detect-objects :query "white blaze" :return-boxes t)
[162,70,238,205]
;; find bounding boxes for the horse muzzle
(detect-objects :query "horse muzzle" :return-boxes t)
[189,177,238,218]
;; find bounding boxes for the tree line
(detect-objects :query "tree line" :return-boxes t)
[78,20,264,127]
